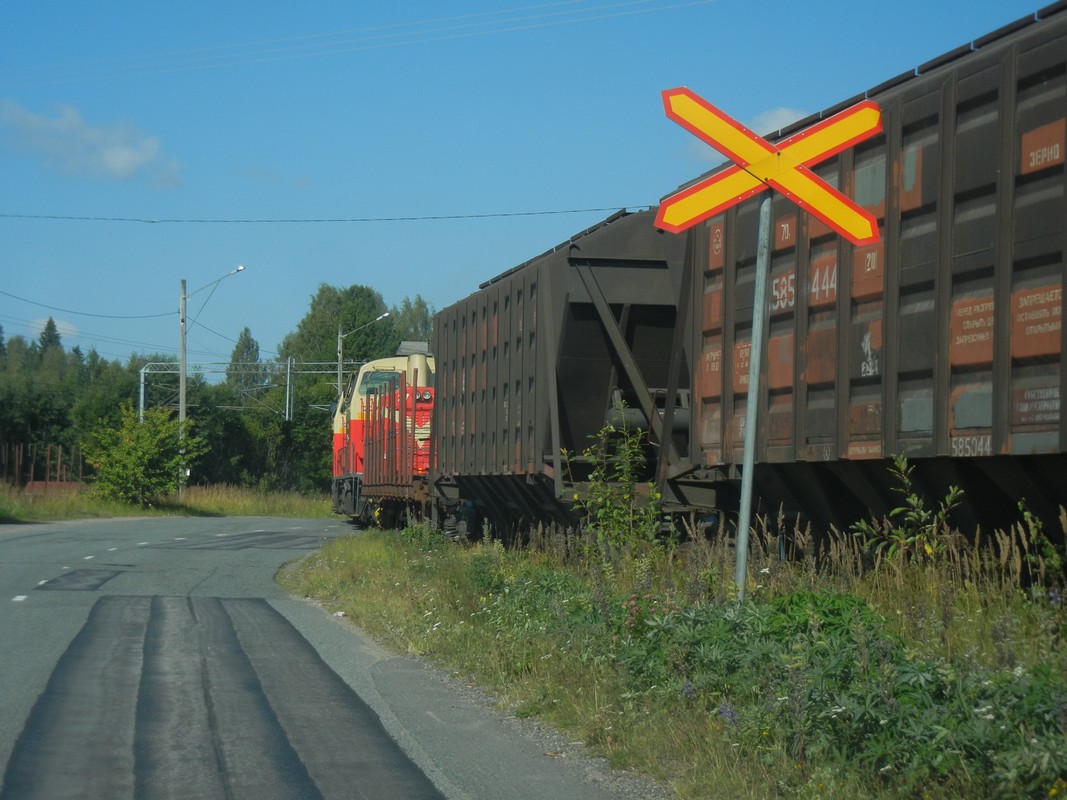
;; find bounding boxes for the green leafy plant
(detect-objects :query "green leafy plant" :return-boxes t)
[83,403,207,507]
[570,406,665,567]
[851,454,963,562]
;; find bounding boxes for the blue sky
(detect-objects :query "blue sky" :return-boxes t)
[0,0,1042,368]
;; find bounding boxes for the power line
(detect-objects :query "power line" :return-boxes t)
[0,206,648,225]
[0,296,278,358]
[0,289,174,319]
[0,1,716,87]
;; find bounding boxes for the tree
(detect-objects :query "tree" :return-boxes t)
[71,353,138,434]
[84,404,207,506]
[390,295,434,343]
[272,284,398,492]
[279,284,394,363]
[0,333,74,448]
[226,327,264,391]
[39,317,62,350]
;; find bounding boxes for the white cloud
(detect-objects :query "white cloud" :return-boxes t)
[747,107,808,138]
[30,317,78,341]
[0,99,181,186]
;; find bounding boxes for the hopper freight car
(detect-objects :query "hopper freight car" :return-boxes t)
[429,209,687,536]
[663,3,1067,536]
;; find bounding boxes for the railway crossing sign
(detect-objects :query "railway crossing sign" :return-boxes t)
[655,88,883,245]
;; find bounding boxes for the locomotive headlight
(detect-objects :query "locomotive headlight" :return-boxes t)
[420,390,432,401]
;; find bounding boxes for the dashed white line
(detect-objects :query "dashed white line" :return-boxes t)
[83,555,94,560]
[138,542,149,546]
[12,596,27,602]
[108,547,117,552]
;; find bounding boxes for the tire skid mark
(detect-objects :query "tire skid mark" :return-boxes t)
[1,596,442,800]
[0,596,149,799]
[227,599,444,799]
[135,597,319,800]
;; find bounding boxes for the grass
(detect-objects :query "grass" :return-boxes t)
[280,519,1067,800]
[0,482,333,523]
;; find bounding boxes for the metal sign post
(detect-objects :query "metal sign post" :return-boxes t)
[734,194,772,601]
[653,87,883,601]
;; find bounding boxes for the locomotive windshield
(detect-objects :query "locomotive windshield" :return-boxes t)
[357,369,435,396]
[358,370,401,396]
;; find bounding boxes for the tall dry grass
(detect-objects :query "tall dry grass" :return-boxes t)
[0,482,331,522]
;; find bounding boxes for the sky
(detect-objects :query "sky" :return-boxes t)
[0,0,1046,371]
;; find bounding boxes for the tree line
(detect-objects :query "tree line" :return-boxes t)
[0,284,433,497]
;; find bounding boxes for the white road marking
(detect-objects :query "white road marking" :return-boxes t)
[12,596,27,602]
[108,547,117,552]
[138,542,149,546]
[83,555,94,560]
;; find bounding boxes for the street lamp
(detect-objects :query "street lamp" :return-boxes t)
[337,312,389,391]
[179,265,246,490]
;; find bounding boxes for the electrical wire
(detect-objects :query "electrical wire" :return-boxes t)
[0,296,279,358]
[0,0,717,87]
[0,289,175,319]
[0,207,647,225]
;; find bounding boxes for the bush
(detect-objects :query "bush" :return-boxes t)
[83,404,207,507]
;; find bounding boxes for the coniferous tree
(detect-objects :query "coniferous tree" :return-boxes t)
[226,327,264,391]
[38,317,62,350]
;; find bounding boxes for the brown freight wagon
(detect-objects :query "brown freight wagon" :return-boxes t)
[430,210,687,536]
[666,3,1067,535]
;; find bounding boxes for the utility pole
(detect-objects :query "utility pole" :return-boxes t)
[178,279,187,495]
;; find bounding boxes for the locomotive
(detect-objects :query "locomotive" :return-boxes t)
[334,5,1067,539]
[331,342,435,528]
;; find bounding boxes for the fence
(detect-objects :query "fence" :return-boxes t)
[0,443,84,491]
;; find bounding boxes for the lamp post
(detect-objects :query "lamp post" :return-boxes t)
[336,312,389,391]
[178,265,246,491]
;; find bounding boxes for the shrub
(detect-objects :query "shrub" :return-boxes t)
[83,404,207,507]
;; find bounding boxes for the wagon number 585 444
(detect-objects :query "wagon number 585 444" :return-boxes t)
[770,264,838,311]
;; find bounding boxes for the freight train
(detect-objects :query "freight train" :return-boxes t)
[333,5,1067,539]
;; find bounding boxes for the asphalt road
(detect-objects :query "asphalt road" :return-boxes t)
[0,517,669,800]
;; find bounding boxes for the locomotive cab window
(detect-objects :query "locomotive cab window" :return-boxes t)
[358,370,401,396]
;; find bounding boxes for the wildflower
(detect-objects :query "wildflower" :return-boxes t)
[719,703,738,727]
[682,680,697,702]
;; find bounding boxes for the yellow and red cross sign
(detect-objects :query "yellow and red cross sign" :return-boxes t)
[655,88,883,245]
